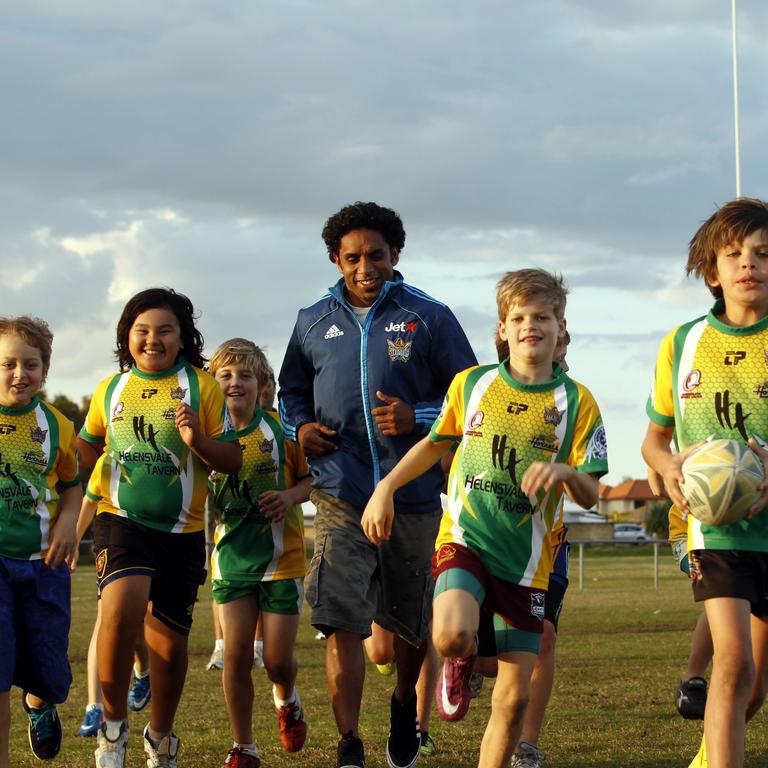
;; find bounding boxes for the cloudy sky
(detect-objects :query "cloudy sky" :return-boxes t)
[3,1,767,483]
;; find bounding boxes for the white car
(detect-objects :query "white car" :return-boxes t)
[613,523,651,543]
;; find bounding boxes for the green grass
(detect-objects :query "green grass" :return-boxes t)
[8,553,768,767]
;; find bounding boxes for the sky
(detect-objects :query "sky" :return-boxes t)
[3,1,768,483]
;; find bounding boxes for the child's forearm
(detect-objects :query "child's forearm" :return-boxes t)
[191,436,243,474]
[287,476,312,506]
[75,498,98,542]
[563,470,599,509]
[378,436,453,495]
[641,423,675,475]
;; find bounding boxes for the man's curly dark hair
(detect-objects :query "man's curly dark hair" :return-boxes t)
[321,202,406,261]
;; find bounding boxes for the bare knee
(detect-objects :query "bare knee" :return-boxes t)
[433,627,474,659]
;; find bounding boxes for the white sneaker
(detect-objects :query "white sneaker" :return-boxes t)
[510,742,541,768]
[94,721,129,768]
[253,647,265,669]
[143,725,180,768]
[206,647,224,670]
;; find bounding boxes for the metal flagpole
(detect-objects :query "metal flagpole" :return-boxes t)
[731,0,741,197]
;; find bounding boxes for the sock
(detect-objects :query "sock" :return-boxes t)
[273,685,298,709]
[133,665,149,679]
[234,742,259,757]
[104,719,126,741]
[86,702,104,713]
[254,639,264,653]
[214,638,224,652]
[148,727,171,745]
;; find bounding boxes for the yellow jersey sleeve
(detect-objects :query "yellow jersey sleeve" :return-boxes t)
[647,328,677,427]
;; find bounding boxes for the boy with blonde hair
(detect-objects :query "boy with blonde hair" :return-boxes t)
[208,338,311,768]
[0,316,82,767]
[643,198,768,768]
[362,269,608,768]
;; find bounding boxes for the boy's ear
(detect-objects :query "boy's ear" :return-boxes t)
[497,317,508,340]
[390,249,399,267]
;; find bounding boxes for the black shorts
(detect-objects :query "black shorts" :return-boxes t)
[689,549,768,618]
[93,514,206,635]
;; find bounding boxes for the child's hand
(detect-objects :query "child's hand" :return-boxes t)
[747,438,768,518]
[371,392,416,436]
[361,484,395,546]
[45,519,77,569]
[657,441,706,512]
[521,462,575,496]
[175,403,200,448]
[258,490,292,523]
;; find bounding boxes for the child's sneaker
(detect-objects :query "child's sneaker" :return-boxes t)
[95,720,129,768]
[468,670,484,698]
[222,746,261,767]
[375,661,396,676]
[77,704,103,737]
[386,692,420,768]
[419,731,437,757]
[276,697,308,752]
[510,741,541,768]
[253,647,265,669]
[676,676,707,719]
[435,655,475,721]
[22,693,62,760]
[143,725,181,768]
[128,673,152,712]
[337,731,365,768]
[687,735,708,768]
[207,647,224,670]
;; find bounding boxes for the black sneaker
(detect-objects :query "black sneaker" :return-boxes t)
[676,676,707,719]
[22,693,62,760]
[386,692,420,768]
[337,731,365,768]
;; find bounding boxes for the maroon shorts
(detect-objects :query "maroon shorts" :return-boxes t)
[433,543,545,634]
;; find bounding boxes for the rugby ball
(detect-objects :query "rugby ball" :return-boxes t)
[681,439,764,525]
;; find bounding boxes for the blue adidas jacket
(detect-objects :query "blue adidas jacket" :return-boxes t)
[278,272,477,513]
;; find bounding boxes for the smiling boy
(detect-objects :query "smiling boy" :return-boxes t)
[643,198,768,768]
[0,316,82,768]
[362,269,608,768]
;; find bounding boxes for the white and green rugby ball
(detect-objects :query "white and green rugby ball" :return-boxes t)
[681,438,764,526]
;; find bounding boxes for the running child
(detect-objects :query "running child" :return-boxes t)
[362,269,608,768]
[0,316,82,767]
[78,288,241,768]
[642,198,768,768]
[208,338,311,768]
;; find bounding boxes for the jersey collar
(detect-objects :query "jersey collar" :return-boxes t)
[707,298,768,335]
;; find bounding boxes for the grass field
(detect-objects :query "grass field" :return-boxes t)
[8,550,768,767]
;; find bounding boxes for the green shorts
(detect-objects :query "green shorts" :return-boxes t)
[212,577,304,615]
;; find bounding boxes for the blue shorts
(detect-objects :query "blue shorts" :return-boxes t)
[0,557,72,702]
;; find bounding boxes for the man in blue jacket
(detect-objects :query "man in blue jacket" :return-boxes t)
[279,202,477,768]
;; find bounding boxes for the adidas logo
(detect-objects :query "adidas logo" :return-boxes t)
[324,324,344,339]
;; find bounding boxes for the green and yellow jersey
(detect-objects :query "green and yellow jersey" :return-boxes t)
[431,362,607,589]
[0,397,80,560]
[81,360,234,534]
[209,409,307,583]
[647,300,768,552]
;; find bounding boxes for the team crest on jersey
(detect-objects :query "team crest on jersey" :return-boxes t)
[95,549,108,580]
[435,544,457,569]
[387,337,412,363]
[170,386,187,400]
[111,401,125,422]
[543,406,563,426]
[30,426,47,444]
[466,411,484,436]
[585,425,607,462]
[530,592,545,620]
[259,438,274,454]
